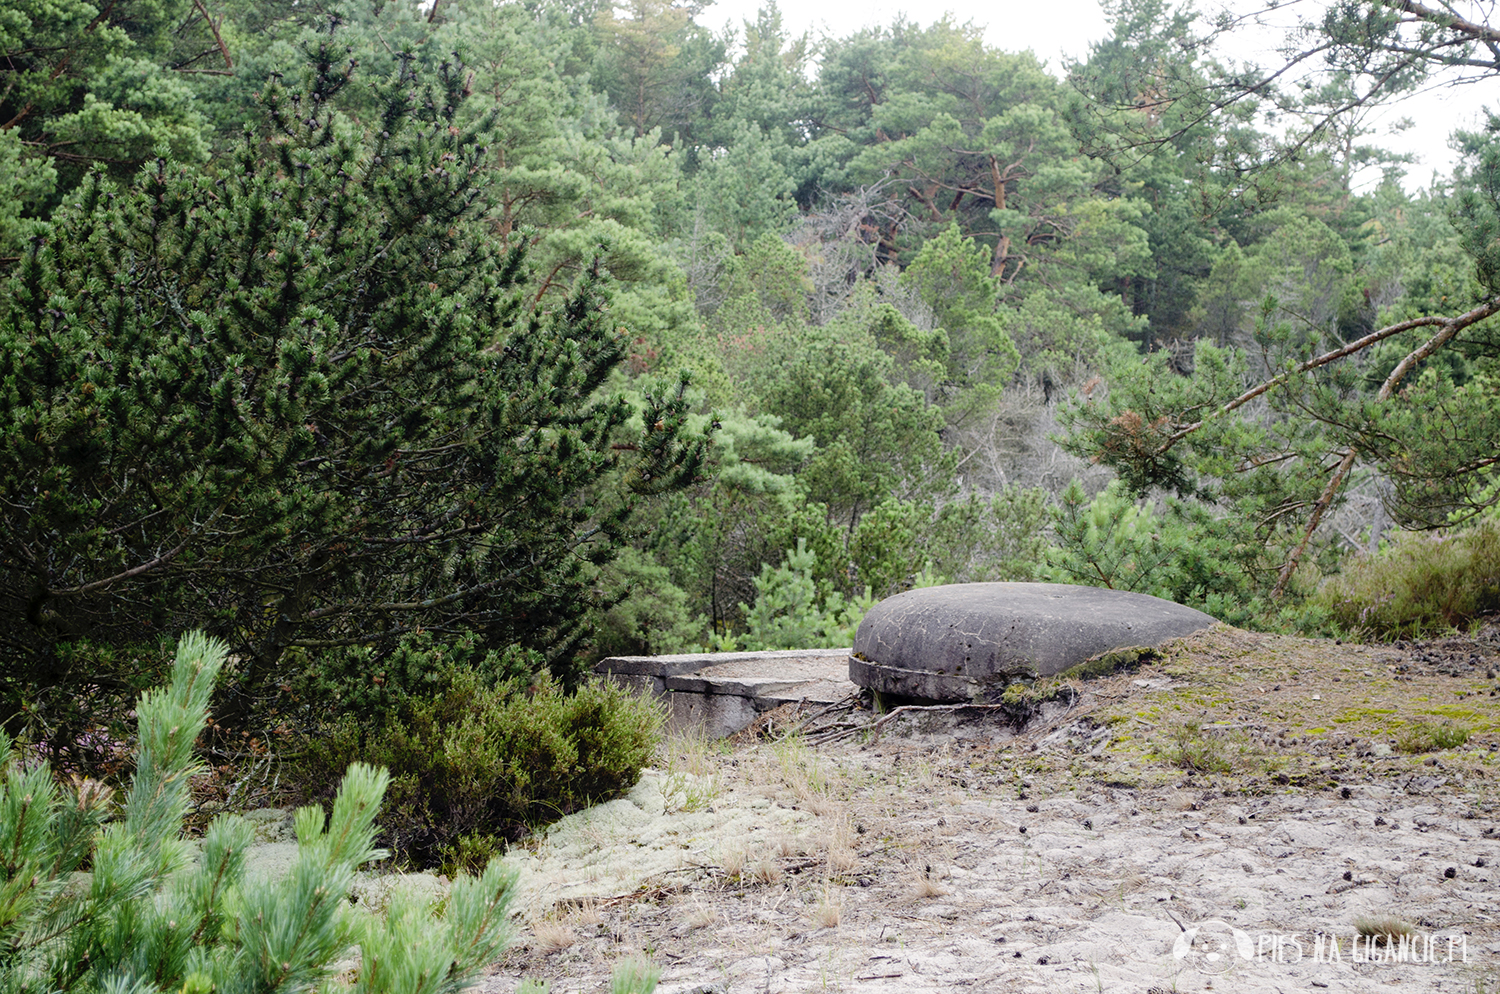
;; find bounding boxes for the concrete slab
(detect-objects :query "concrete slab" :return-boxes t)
[595,648,854,738]
[664,675,804,695]
[758,678,853,706]
[687,651,852,681]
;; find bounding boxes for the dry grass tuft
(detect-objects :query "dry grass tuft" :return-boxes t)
[825,808,854,844]
[827,845,858,874]
[771,734,831,801]
[719,847,746,880]
[812,887,843,928]
[656,726,725,812]
[751,856,785,886]
[1355,915,1418,945]
[682,900,720,930]
[807,795,841,817]
[661,726,719,778]
[530,919,577,954]
[911,871,950,899]
[568,897,602,927]
[822,809,859,872]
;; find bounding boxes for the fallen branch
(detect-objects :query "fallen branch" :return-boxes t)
[783,694,862,739]
[804,721,871,746]
[868,704,1014,744]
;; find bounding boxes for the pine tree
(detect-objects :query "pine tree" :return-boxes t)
[0,43,710,738]
[0,630,519,994]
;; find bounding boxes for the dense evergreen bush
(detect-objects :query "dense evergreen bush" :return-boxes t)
[0,43,709,744]
[736,539,875,650]
[588,547,705,658]
[0,631,518,993]
[1045,480,1260,609]
[294,662,664,872]
[1042,478,1341,632]
[291,631,544,727]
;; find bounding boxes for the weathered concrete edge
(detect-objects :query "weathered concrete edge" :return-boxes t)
[664,674,805,695]
[596,647,850,678]
[849,655,992,701]
[596,647,856,738]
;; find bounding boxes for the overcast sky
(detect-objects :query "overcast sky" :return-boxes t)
[699,0,1496,191]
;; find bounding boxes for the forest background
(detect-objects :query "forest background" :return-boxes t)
[4,0,1500,764]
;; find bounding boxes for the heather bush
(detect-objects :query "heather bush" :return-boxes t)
[295,666,664,872]
[1318,517,1500,639]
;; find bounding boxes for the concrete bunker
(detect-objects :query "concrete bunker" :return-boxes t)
[849,581,1218,704]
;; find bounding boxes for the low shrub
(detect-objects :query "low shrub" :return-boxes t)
[0,631,517,994]
[294,666,665,871]
[1395,720,1471,754]
[1164,719,1235,774]
[1318,517,1500,639]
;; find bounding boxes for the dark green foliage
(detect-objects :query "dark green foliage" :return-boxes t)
[847,498,932,600]
[641,410,815,639]
[920,487,1053,584]
[1057,332,1373,593]
[1395,720,1471,754]
[1317,517,1500,639]
[0,0,214,240]
[897,224,1020,419]
[737,539,872,651]
[0,630,519,994]
[294,665,664,870]
[292,631,543,726]
[847,488,1051,599]
[0,47,710,737]
[589,0,724,141]
[758,324,952,528]
[1056,0,1500,595]
[1046,479,1273,625]
[589,546,704,658]
[816,21,1108,270]
[15,0,1500,670]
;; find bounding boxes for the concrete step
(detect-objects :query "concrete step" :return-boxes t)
[595,648,855,738]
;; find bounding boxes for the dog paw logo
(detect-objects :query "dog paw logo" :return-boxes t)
[1172,920,1254,974]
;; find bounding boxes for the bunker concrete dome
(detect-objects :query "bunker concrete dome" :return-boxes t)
[850,582,1218,701]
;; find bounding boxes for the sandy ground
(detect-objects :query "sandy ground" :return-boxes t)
[472,624,1500,994]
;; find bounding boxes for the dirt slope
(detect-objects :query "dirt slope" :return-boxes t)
[478,623,1500,993]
